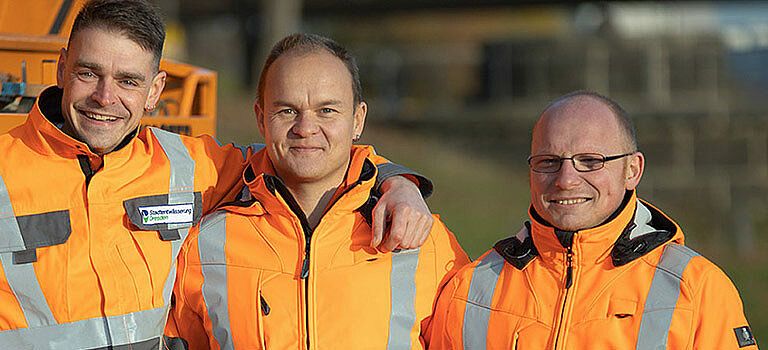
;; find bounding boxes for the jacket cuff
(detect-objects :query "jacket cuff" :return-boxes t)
[374,163,433,198]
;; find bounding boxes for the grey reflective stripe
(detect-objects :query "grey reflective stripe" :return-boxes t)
[198,211,235,350]
[233,143,266,159]
[636,243,700,349]
[152,129,195,231]
[152,128,196,306]
[0,253,57,327]
[162,227,191,305]
[0,171,24,252]
[386,248,420,349]
[463,250,504,350]
[0,172,56,328]
[374,163,433,198]
[0,305,167,349]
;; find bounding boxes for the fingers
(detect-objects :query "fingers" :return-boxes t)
[379,205,408,252]
[371,200,387,248]
[396,210,433,249]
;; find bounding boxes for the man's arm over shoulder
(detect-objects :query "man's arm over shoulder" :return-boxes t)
[179,135,254,215]
[359,145,437,251]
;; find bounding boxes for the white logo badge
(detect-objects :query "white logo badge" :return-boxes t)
[138,204,194,225]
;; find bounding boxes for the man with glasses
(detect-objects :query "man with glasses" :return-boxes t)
[426,91,756,349]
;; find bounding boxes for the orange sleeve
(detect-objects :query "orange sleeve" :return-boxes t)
[187,136,253,215]
[420,216,470,346]
[166,226,214,350]
[690,260,757,349]
[424,272,464,349]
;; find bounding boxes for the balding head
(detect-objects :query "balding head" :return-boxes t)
[536,91,637,153]
[528,91,644,231]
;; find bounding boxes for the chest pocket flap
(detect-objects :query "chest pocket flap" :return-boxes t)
[0,210,72,264]
[123,192,203,241]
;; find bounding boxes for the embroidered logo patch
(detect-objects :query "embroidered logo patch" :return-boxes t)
[734,326,756,347]
[138,204,193,225]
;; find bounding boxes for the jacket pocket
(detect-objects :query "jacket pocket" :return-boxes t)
[0,210,72,264]
[122,192,203,241]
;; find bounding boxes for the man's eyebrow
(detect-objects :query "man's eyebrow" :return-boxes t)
[74,59,146,82]
[75,59,101,71]
[115,71,146,82]
[317,99,343,106]
[271,100,297,108]
[270,99,345,108]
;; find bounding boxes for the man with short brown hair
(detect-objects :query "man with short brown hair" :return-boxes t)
[0,1,436,348]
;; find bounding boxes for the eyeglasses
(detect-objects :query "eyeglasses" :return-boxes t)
[527,152,635,173]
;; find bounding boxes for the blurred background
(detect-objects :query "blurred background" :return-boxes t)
[157,0,768,341]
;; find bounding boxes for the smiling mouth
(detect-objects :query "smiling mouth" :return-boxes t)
[551,198,590,205]
[290,146,322,151]
[79,110,120,122]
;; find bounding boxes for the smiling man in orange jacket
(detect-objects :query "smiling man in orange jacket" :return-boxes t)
[167,33,469,349]
[427,91,757,349]
[0,1,439,348]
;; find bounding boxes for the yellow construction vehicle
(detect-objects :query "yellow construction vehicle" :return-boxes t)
[0,0,217,136]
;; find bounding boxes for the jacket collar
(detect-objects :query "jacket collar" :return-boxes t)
[233,145,377,219]
[529,191,638,266]
[526,190,684,267]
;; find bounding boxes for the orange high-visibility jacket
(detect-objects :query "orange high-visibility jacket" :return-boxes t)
[169,146,469,350]
[0,87,254,348]
[427,191,757,349]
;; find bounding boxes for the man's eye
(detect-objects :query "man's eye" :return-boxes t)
[78,71,95,79]
[320,108,336,114]
[120,80,138,87]
[277,109,296,115]
[536,158,559,167]
[576,156,603,167]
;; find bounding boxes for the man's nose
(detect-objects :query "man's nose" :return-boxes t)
[91,79,117,106]
[554,159,582,189]
[291,112,320,137]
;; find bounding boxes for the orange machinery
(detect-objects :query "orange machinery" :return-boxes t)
[0,0,217,136]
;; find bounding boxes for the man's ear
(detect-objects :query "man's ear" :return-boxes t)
[57,48,67,89]
[254,102,266,137]
[146,71,167,109]
[625,151,645,190]
[353,101,367,139]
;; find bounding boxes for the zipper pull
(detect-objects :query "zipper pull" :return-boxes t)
[260,295,270,316]
[300,256,310,279]
[565,246,573,289]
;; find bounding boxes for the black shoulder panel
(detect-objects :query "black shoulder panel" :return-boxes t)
[493,224,538,270]
[610,204,676,267]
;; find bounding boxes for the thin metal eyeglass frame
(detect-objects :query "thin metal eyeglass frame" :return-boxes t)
[527,152,636,173]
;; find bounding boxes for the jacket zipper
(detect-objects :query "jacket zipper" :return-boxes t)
[270,174,365,350]
[553,245,574,349]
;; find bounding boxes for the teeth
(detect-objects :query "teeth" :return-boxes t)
[85,112,118,122]
[556,199,587,205]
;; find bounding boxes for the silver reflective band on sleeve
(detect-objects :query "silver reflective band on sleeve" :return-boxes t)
[463,250,504,350]
[0,171,56,328]
[0,305,168,349]
[198,211,235,350]
[386,248,420,350]
[636,243,700,350]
